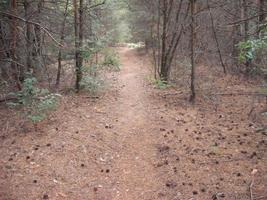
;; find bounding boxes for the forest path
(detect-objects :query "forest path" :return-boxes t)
[112,48,160,200]
[1,48,266,200]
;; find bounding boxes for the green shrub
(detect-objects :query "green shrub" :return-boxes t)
[80,76,105,94]
[102,49,121,71]
[8,77,60,123]
[150,78,171,89]
[238,28,267,63]
[238,38,267,63]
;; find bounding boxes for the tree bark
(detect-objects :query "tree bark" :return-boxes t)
[240,0,249,40]
[240,0,251,74]
[207,0,226,74]
[159,0,186,81]
[258,0,265,36]
[56,0,69,88]
[10,0,22,90]
[160,0,168,81]
[74,0,84,92]
[232,0,241,67]
[190,0,196,103]
[35,0,43,57]
[73,0,80,91]
[24,0,34,73]
[157,0,161,77]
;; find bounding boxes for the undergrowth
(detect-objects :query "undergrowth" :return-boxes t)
[8,77,60,123]
[80,48,120,94]
[102,48,121,71]
[80,75,105,94]
[148,77,171,89]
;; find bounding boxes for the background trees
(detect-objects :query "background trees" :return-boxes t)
[0,0,124,93]
[128,0,267,100]
[0,0,266,103]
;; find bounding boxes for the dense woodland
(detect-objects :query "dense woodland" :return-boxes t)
[1,0,266,104]
[0,1,267,102]
[0,0,267,199]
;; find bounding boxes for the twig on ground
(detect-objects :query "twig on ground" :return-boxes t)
[212,92,266,97]
[250,169,258,200]
[254,196,267,200]
[212,192,225,200]
[199,157,247,165]
[5,121,9,136]
[0,95,17,103]
[1,121,9,137]
[250,179,254,200]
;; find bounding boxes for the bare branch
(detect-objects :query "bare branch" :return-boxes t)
[0,11,63,47]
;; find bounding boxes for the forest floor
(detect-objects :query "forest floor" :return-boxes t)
[0,47,267,200]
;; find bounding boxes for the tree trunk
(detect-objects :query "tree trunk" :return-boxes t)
[240,0,249,40]
[240,0,251,74]
[258,0,265,36]
[159,0,185,81]
[232,0,241,68]
[78,0,84,77]
[190,0,196,103]
[160,0,168,81]
[157,0,161,77]
[24,0,34,73]
[73,0,80,91]
[74,0,84,92]
[207,0,226,74]
[34,0,43,57]
[56,0,69,88]
[10,0,22,90]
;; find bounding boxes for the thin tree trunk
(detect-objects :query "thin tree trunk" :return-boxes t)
[190,0,196,103]
[74,0,84,92]
[24,0,34,73]
[73,0,80,91]
[160,0,168,81]
[56,0,69,88]
[240,0,251,74]
[151,7,158,79]
[11,0,21,90]
[240,0,248,39]
[207,0,226,74]
[258,0,265,36]
[79,0,84,69]
[232,0,240,68]
[244,1,249,41]
[157,0,161,76]
[35,0,43,57]
[151,20,157,79]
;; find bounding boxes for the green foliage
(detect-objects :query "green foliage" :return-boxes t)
[238,38,267,62]
[0,1,9,10]
[238,29,267,63]
[0,80,7,88]
[102,0,132,43]
[150,78,171,89]
[102,48,121,71]
[80,47,120,94]
[80,76,105,94]
[8,77,60,123]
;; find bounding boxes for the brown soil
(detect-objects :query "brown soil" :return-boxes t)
[0,47,266,200]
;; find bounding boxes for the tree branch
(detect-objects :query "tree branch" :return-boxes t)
[0,11,63,47]
[227,12,267,26]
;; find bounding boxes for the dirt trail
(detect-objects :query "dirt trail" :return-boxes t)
[0,47,266,200]
[112,48,160,200]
